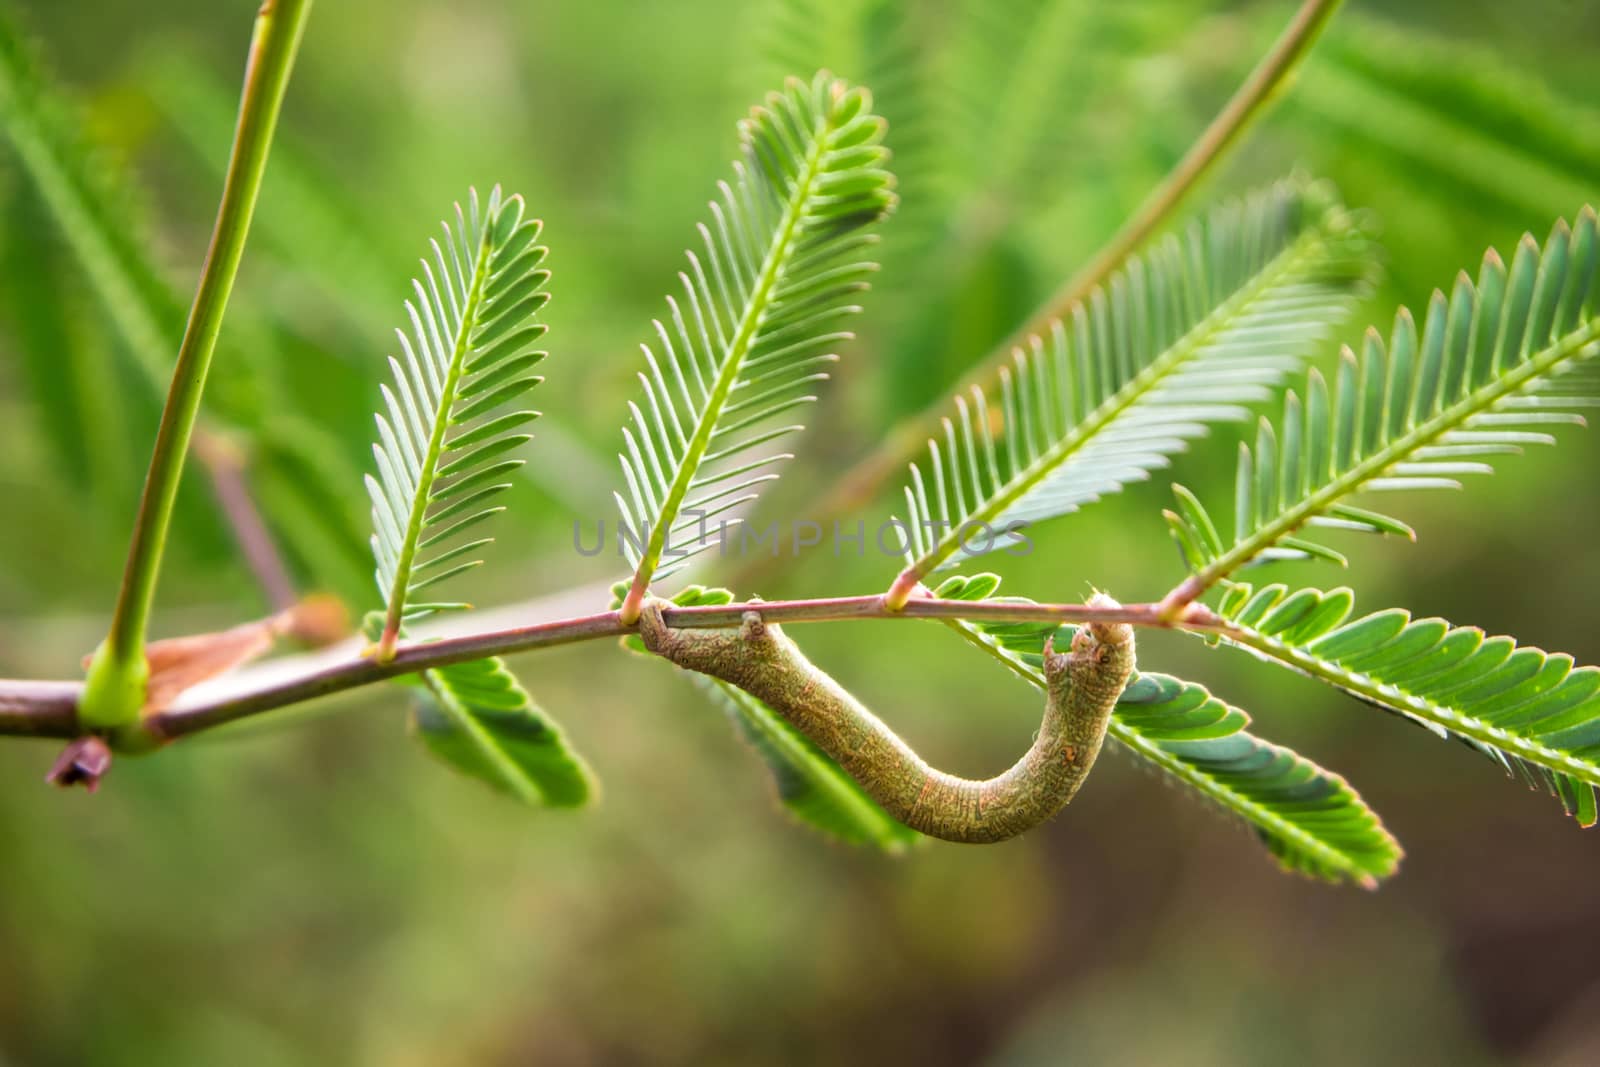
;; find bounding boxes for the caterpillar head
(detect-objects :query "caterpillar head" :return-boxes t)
[1075,592,1134,662]
[1043,593,1136,705]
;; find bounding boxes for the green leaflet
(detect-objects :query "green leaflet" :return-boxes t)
[359,190,595,804]
[1214,583,1600,827]
[357,609,595,809]
[895,178,1373,584]
[1167,207,1600,592]
[614,73,896,595]
[933,574,1402,886]
[412,657,596,808]
[366,187,550,647]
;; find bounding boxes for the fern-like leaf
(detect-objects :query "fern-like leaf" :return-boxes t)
[938,0,1105,212]
[1,7,373,595]
[0,8,180,389]
[754,1,922,149]
[614,72,896,614]
[891,179,1372,589]
[1294,14,1600,221]
[1167,208,1599,595]
[1211,583,1600,826]
[365,187,550,655]
[411,656,596,807]
[136,49,613,521]
[934,573,1402,886]
[750,0,937,287]
[135,46,400,318]
[1,181,136,499]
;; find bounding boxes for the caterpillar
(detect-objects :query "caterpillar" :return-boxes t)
[637,594,1136,843]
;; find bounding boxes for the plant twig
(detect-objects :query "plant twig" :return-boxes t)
[194,432,298,611]
[0,594,1224,744]
[762,0,1346,547]
[81,0,313,728]
[0,681,80,737]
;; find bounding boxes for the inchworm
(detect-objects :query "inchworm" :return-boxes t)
[638,594,1136,843]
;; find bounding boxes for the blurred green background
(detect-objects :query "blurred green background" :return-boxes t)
[3,0,1600,1063]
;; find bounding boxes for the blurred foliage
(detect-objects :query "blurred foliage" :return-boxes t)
[2,0,1599,1063]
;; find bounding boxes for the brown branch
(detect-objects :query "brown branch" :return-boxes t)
[0,681,80,737]
[0,595,1224,745]
[194,432,298,611]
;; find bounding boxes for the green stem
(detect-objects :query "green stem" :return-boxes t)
[81,0,312,728]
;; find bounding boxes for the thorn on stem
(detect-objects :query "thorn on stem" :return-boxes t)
[45,737,112,793]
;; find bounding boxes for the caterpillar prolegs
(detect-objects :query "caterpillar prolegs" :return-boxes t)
[637,595,1136,843]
